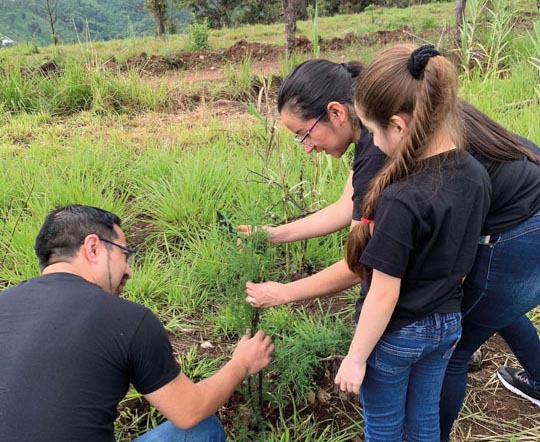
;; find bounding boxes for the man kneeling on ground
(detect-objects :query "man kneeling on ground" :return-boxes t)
[0,204,273,442]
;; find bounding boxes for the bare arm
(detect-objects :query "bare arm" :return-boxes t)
[245,220,362,307]
[334,270,400,394]
[239,171,354,244]
[143,330,273,430]
[246,258,360,307]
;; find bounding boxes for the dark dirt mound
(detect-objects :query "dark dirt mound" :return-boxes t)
[112,25,429,76]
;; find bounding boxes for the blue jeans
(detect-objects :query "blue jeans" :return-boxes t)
[361,312,462,442]
[440,212,540,441]
[133,416,226,442]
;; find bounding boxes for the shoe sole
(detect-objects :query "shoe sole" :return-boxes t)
[497,371,540,407]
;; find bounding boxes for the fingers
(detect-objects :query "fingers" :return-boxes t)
[245,281,259,307]
[245,295,259,308]
[334,374,360,394]
[237,225,252,236]
[239,329,252,343]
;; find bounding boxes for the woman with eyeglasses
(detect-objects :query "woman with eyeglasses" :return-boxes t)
[241,56,540,432]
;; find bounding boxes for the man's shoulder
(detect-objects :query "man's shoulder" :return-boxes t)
[1,272,149,316]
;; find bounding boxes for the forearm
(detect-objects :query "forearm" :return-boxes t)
[269,204,351,244]
[283,259,361,303]
[348,285,399,362]
[269,172,354,244]
[144,361,248,430]
[190,359,247,422]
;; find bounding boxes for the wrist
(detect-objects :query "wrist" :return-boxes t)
[227,356,250,380]
[266,226,282,245]
[346,349,367,364]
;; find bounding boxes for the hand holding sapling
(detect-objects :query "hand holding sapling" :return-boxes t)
[245,281,289,308]
[231,329,274,376]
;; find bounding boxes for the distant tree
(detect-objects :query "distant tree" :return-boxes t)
[28,21,42,37]
[455,0,466,43]
[176,0,281,28]
[284,0,298,59]
[45,0,60,45]
[145,0,168,36]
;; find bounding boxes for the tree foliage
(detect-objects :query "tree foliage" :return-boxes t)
[177,0,451,29]
[145,0,168,36]
[0,0,190,45]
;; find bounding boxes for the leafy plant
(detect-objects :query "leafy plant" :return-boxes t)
[186,18,210,51]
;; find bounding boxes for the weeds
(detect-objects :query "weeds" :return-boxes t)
[459,0,517,80]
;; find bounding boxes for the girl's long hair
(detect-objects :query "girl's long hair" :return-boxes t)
[345,44,461,279]
[458,99,539,163]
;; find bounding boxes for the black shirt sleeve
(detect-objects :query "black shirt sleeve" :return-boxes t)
[359,193,417,278]
[128,311,181,395]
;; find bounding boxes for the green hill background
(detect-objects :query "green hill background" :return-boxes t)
[0,0,190,45]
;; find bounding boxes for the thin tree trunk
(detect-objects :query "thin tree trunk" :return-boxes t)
[454,0,467,45]
[284,0,297,59]
[45,0,58,45]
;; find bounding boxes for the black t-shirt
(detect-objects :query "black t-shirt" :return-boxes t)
[351,127,387,221]
[352,130,540,233]
[0,273,180,442]
[358,150,491,332]
[471,136,540,234]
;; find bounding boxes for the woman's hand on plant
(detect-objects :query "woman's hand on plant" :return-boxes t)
[245,281,287,308]
[232,329,274,376]
[334,354,366,394]
[237,224,275,243]
[237,224,255,236]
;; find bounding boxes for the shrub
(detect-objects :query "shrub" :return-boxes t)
[186,19,209,51]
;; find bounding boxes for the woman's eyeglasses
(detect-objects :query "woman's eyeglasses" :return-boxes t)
[293,114,324,147]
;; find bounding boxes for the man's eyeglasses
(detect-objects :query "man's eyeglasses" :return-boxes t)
[99,237,136,264]
[293,114,325,147]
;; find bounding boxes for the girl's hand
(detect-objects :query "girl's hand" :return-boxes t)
[237,224,255,236]
[334,355,366,394]
[245,281,287,308]
[238,225,276,244]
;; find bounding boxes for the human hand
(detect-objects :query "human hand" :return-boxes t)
[334,355,366,394]
[237,225,276,244]
[232,329,274,376]
[245,281,288,308]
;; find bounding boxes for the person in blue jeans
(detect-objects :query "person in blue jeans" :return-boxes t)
[439,106,540,440]
[330,44,491,441]
[241,58,540,416]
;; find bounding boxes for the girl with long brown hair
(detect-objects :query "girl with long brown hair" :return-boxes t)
[333,44,491,441]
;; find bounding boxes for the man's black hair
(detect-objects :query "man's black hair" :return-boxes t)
[34,204,122,270]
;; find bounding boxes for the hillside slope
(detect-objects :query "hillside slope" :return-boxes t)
[0,0,190,45]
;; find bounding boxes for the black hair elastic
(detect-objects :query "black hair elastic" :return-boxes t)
[407,44,440,80]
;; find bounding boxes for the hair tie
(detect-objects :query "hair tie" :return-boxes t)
[360,217,372,225]
[407,44,440,80]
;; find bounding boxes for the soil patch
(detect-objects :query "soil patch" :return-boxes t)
[110,25,438,77]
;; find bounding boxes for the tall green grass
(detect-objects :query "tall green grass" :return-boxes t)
[1,2,539,440]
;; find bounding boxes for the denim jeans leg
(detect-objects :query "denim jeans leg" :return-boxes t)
[440,213,540,441]
[361,313,461,442]
[405,321,461,442]
[133,416,226,442]
[499,315,540,387]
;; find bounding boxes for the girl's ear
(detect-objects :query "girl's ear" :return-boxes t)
[327,101,348,126]
[389,113,410,135]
